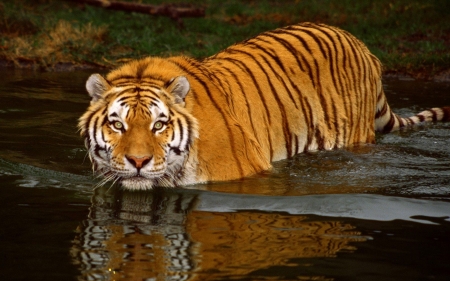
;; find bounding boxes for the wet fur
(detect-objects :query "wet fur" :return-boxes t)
[79,23,450,190]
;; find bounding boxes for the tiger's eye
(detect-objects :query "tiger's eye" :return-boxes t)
[113,121,123,130]
[154,121,164,130]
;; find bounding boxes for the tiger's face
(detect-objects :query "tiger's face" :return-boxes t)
[79,74,198,190]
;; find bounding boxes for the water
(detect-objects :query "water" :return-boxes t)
[0,69,449,281]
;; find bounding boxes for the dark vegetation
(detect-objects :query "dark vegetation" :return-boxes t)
[1,0,449,79]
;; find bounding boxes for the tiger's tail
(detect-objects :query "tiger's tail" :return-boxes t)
[375,89,450,133]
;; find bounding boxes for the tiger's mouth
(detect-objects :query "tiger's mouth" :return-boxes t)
[95,157,179,189]
[118,169,171,190]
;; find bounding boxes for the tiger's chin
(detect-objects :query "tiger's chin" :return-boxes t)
[120,177,158,190]
[119,172,181,190]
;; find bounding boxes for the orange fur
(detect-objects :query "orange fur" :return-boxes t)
[79,23,450,189]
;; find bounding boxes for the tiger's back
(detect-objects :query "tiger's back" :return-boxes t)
[204,23,381,158]
[79,23,450,189]
[183,23,383,182]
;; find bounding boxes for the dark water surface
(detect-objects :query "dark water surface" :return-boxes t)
[0,69,449,281]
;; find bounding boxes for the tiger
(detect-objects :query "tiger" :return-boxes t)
[78,22,450,190]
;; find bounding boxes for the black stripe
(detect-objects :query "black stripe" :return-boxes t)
[226,48,293,158]
[136,61,148,80]
[99,116,108,144]
[171,124,176,142]
[431,109,438,122]
[246,39,316,153]
[347,38,368,137]
[84,118,93,148]
[375,103,387,119]
[219,55,273,124]
[287,26,328,59]
[94,115,106,144]
[257,33,311,84]
[249,35,315,152]
[206,61,268,171]
[94,144,104,158]
[313,58,334,134]
[315,127,325,150]
[256,52,305,154]
[396,115,405,128]
[174,110,194,148]
[215,56,275,160]
[91,116,103,157]
[168,58,246,177]
[125,103,133,120]
[208,60,264,147]
[170,147,182,155]
[108,75,136,83]
[443,107,450,121]
[85,108,105,154]
[83,112,95,141]
[383,114,396,133]
[309,25,352,145]
[176,119,186,150]
[270,28,334,135]
[208,55,276,169]
[100,115,109,130]
[302,24,358,142]
[115,93,137,104]
[246,41,300,109]
[271,29,314,54]
[335,29,358,141]
[306,28,342,147]
[343,32,364,139]
[360,47,370,135]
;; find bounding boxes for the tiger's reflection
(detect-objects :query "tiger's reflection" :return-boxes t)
[71,187,368,280]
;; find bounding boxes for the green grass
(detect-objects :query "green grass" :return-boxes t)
[1,0,449,77]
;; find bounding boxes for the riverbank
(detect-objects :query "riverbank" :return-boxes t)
[1,0,449,80]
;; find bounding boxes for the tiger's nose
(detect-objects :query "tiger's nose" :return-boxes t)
[125,155,152,169]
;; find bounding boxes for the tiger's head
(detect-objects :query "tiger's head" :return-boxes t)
[78,73,198,190]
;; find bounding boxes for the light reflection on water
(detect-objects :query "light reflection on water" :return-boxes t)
[0,69,449,281]
[72,188,371,281]
[70,187,450,281]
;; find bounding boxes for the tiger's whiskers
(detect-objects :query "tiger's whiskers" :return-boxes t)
[93,170,118,189]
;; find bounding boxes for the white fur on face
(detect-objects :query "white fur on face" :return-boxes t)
[84,83,198,190]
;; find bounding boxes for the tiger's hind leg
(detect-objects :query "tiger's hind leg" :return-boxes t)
[375,88,450,133]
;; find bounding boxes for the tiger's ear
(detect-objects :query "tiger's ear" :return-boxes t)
[86,74,111,102]
[166,76,190,104]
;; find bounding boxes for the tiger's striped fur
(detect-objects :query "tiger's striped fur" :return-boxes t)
[78,22,450,190]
